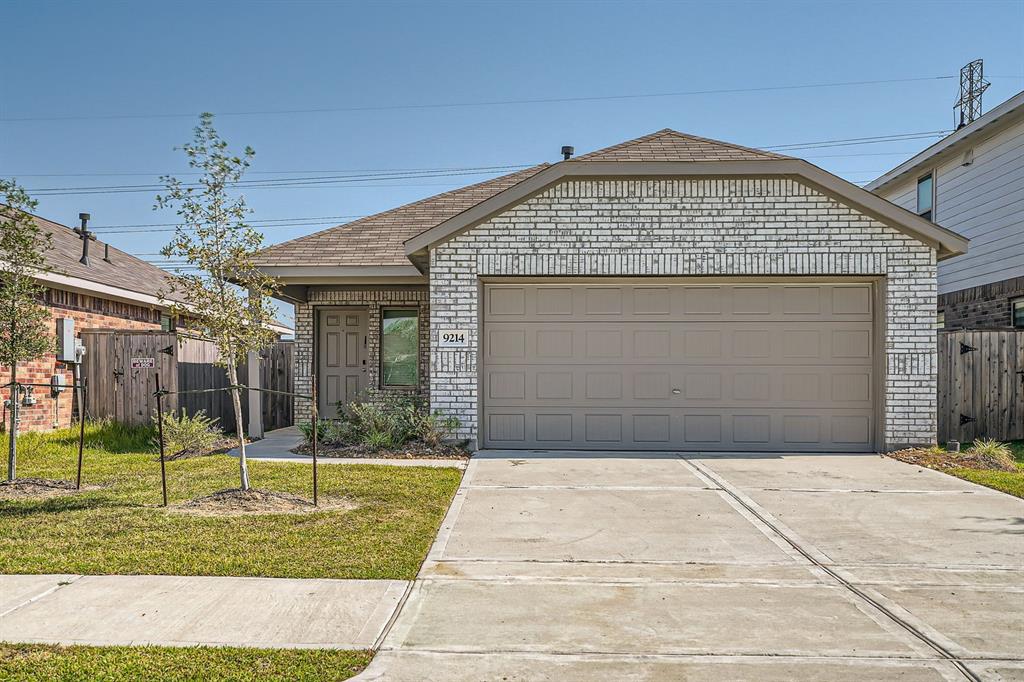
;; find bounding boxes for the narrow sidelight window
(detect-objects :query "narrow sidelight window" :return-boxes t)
[381,309,419,387]
[917,172,934,221]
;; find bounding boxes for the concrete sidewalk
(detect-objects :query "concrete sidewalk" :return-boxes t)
[0,574,408,650]
[231,426,466,469]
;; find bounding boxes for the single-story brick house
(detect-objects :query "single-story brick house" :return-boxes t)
[255,130,968,452]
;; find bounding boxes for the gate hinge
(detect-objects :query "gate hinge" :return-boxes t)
[959,343,977,355]
[959,414,976,426]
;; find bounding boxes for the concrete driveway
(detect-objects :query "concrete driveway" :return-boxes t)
[361,451,1024,681]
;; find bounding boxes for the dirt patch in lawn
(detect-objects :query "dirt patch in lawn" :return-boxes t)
[171,488,356,516]
[161,437,253,461]
[888,447,1018,473]
[292,440,470,460]
[0,478,100,500]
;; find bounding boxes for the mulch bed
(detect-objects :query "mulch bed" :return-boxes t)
[171,488,356,516]
[292,440,470,460]
[888,447,1017,473]
[0,477,99,500]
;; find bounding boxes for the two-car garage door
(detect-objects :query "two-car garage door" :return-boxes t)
[481,282,877,451]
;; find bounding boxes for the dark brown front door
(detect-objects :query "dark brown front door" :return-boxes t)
[318,308,368,416]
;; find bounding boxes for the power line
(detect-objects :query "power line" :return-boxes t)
[20,130,950,197]
[3,165,514,178]
[25,166,533,196]
[762,130,949,151]
[96,219,369,235]
[91,214,364,230]
[0,75,955,123]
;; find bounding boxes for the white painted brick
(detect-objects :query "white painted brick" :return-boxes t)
[425,178,937,448]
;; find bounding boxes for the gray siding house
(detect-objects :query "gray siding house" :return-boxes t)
[255,130,966,452]
[868,90,1024,330]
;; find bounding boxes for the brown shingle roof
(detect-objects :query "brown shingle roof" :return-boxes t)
[254,164,550,267]
[25,211,183,304]
[254,129,787,269]
[573,128,788,162]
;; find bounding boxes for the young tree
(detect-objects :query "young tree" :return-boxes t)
[157,114,277,491]
[0,180,54,481]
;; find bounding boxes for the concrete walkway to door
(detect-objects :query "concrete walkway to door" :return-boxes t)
[360,451,1024,681]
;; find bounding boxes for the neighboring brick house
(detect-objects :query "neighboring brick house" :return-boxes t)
[255,130,967,452]
[868,90,1024,330]
[1,212,180,432]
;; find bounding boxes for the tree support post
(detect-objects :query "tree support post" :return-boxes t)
[311,375,319,507]
[76,374,86,489]
[155,373,168,507]
[7,375,18,483]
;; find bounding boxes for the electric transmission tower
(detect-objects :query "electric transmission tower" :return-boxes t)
[953,59,990,129]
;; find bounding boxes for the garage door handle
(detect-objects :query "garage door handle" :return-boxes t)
[671,388,681,395]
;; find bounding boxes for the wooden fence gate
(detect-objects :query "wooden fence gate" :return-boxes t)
[81,330,294,433]
[938,330,1024,443]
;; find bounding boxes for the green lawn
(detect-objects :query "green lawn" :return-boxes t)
[0,423,461,579]
[0,643,371,682]
[948,440,1024,499]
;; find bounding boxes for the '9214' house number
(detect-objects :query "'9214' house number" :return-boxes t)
[439,330,469,348]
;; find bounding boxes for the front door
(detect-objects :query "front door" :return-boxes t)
[318,308,368,416]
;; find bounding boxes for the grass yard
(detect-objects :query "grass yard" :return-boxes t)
[0,643,371,682]
[0,423,461,579]
[947,440,1024,498]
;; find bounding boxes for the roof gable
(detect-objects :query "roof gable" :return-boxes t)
[573,128,788,162]
[404,159,968,260]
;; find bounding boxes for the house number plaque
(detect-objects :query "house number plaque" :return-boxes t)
[439,330,469,348]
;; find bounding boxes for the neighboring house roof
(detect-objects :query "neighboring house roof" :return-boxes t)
[254,164,550,268]
[1,211,296,335]
[867,90,1024,192]
[572,128,789,162]
[254,128,969,273]
[15,211,185,307]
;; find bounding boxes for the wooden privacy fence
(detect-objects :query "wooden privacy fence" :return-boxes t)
[80,330,294,433]
[938,330,1024,443]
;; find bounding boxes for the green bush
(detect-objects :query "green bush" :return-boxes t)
[413,410,461,447]
[153,409,222,457]
[347,393,422,447]
[966,439,1016,470]
[298,419,352,445]
[301,393,461,450]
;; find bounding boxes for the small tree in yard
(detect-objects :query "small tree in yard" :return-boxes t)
[0,180,53,481]
[156,114,277,491]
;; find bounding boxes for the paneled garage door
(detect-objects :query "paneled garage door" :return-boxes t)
[481,282,876,451]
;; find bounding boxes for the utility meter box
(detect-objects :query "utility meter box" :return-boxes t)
[56,318,77,362]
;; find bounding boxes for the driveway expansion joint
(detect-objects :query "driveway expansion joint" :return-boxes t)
[686,457,984,682]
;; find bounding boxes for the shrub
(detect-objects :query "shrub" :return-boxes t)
[964,439,1017,471]
[153,409,222,457]
[346,393,424,449]
[413,410,461,447]
[298,419,354,445]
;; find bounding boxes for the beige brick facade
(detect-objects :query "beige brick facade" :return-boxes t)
[428,178,938,450]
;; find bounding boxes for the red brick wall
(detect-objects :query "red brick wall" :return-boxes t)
[1,288,162,432]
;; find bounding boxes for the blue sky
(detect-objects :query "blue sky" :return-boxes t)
[2,1,1022,326]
